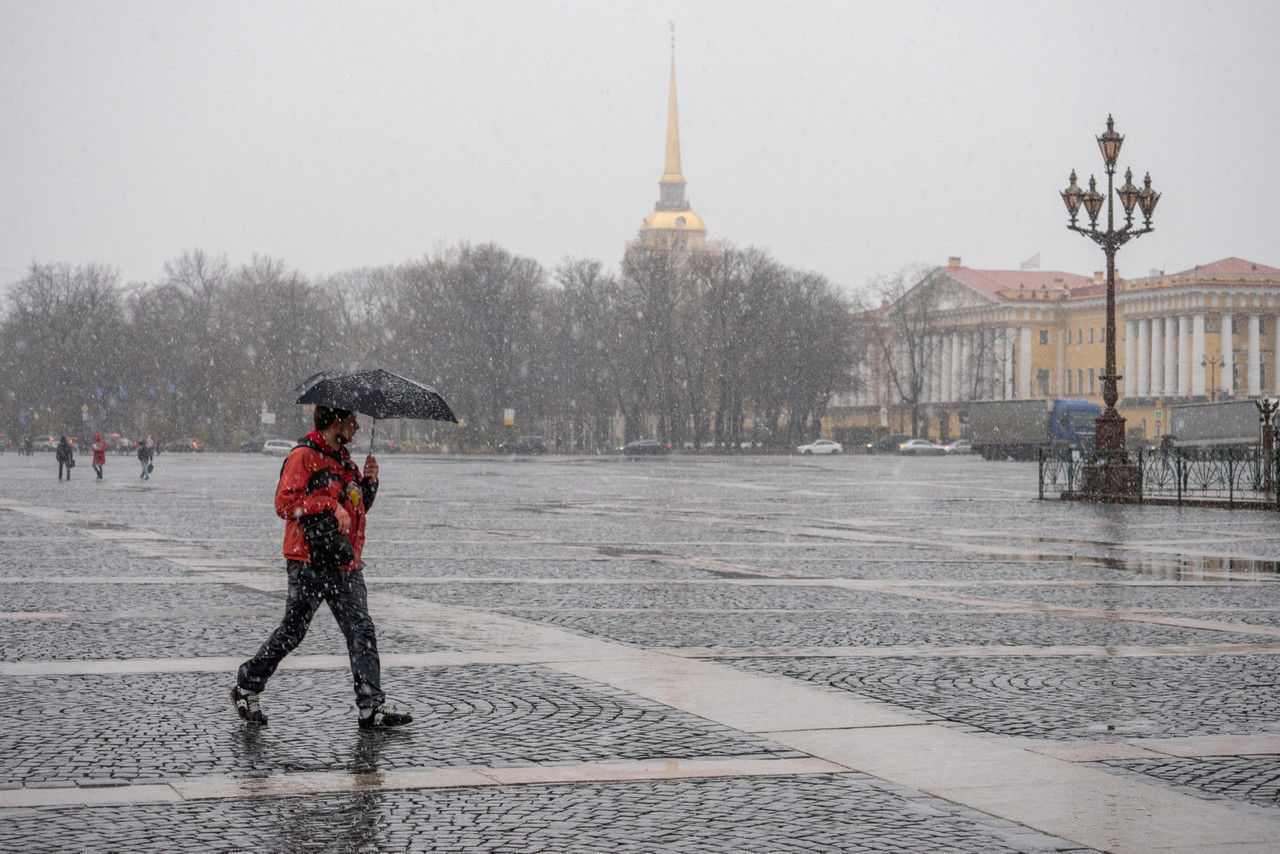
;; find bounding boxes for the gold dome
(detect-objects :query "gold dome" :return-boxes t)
[642,209,705,232]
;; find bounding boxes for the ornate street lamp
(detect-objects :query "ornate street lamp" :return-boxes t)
[1060,116,1160,484]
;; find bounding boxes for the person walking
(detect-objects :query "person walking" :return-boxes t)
[56,436,74,480]
[137,439,153,480]
[91,434,108,480]
[231,405,412,730]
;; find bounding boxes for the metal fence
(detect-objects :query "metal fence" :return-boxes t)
[1040,446,1280,509]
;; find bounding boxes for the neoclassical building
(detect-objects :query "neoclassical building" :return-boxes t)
[836,256,1280,441]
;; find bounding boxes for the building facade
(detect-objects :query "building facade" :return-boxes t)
[835,256,1280,442]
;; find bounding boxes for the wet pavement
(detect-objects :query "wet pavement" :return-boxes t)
[1,450,1278,851]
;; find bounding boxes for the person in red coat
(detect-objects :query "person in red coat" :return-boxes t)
[91,434,108,480]
[231,405,412,730]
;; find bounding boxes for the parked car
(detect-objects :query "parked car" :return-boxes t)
[898,438,946,456]
[865,434,911,455]
[623,438,670,456]
[497,435,547,455]
[943,438,973,455]
[796,439,843,455]
[263,439,295,456]
[0,433,9,453]
[371,439,400,454]
[164,437,204,453]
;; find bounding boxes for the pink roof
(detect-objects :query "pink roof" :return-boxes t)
[1164,257,1280,278]
[941,266,1095,299]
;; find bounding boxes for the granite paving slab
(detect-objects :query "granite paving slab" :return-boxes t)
[0,613,444,661]
[729,654,1280,741]
[495,609,1267,650]
[1089,755,1280,813]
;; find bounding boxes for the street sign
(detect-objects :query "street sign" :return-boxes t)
[1154,409,1163,422]
[503,408,515,426]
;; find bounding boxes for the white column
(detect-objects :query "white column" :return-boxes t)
[1274,314,1280,394]
[1149,317,1163,398]
[939,333,951,402]
[923,336,934,402]
[959,332,972,401]
[1019,326,1033,399]
[1136,318,1151,397]
[1248,313,1261,396]
[1123,319,1138,399]
[1003,329,1015,398]
[1220,314,1234,398]
[1178,316,1191,397]
[1163,316,1177,397]
[1191,314,1206,397]
[950,332,961,401]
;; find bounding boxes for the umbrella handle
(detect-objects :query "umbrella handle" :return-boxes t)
[369,419,377,455]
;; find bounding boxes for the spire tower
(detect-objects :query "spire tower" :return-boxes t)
[640,24,706,246]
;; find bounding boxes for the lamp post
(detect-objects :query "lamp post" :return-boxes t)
[1202,354,1224,401]
[1061,116,1160,475]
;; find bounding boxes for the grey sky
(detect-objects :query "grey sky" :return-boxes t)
[2,0,1277,295]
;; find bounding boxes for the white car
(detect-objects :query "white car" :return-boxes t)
[796,439,843,455]
[943,439,974,455]
[263,439,295,457]
[897,438,946,456]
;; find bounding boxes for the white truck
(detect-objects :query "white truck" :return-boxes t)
[1169,400,1273,448]
[966,398,1101,461]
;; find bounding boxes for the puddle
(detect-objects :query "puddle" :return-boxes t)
[597,546,670,558]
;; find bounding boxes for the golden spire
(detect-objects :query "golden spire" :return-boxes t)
[661,23,683,184]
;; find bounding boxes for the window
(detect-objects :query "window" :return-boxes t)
[1037,370,1050,396]
[1089,368,1096,394]
[1039,330,1049,345]
[1066,372,1072,394]
[1078,369,1084,393]
[1089,328,1094,343]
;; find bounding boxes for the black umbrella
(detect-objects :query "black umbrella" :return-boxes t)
[295,369,457,452]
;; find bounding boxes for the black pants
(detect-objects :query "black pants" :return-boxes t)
[93,464,103,479]
[58,460,72,479]
[237,560,384,710]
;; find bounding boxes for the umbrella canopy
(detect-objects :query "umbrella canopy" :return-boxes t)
[295,369,457,423]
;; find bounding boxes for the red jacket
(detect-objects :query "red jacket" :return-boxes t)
[275,430,377,569]
[92,436,107,466]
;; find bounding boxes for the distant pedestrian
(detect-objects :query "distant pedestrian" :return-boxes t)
[56,436,74,480]
[137,440,153,480]
[91,433,107,480]
[231,405,412,730]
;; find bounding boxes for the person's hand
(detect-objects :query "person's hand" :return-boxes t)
[364,455,379,482]
[334,504,352,535]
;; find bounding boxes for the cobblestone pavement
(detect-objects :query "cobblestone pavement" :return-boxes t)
[1,452,1278,851]
[0,774,1094,853]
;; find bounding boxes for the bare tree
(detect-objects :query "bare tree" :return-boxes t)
[0,263,125,434]
[872,265,941,438]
